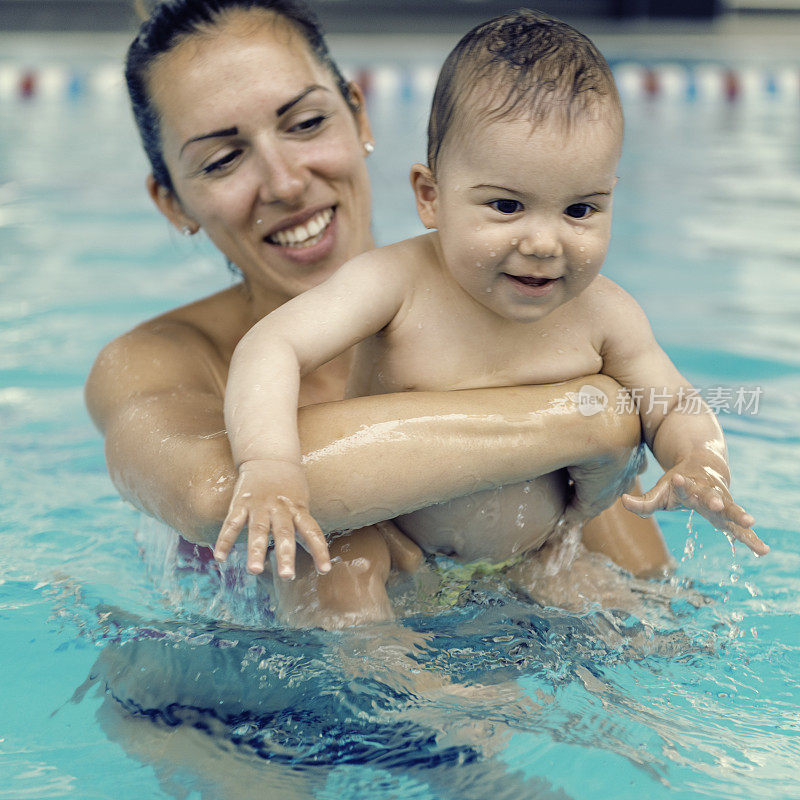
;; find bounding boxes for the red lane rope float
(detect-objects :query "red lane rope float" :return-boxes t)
[20,71,36,98]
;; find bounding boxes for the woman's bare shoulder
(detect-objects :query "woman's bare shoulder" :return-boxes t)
[85,286,250,429]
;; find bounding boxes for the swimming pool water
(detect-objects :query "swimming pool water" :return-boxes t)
[2,42,800,800]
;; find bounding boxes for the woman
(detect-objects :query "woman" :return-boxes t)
[86,0,670,625]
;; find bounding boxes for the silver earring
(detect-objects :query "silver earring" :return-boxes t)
[181,225,193,237]
[363,141,374,155]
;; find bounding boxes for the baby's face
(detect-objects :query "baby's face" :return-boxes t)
[428,109,622,323]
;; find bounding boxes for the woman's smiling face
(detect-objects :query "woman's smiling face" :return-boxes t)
[148,10,374,301]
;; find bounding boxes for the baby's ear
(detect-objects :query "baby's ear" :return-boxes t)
[410,164,438,229]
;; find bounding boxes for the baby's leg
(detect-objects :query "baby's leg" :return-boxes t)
[273,522,422,630]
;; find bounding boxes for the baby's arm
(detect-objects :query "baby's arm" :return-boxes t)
[596,280,767,555]
[215,248,413,578]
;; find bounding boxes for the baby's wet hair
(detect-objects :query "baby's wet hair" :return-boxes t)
[427,8,622,173]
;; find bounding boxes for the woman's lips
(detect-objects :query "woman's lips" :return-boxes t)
[263,207,337,264]
[504,273,559,297]
[266,207,334,248]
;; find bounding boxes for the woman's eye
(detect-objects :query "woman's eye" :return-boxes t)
[565,203,594,219]
[290,114,329,134]
[489,199,522,214]
[202,150,241,174]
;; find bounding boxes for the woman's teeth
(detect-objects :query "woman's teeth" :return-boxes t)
[267,208,333,248]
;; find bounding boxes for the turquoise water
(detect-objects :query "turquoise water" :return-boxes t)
[2,56,800,799]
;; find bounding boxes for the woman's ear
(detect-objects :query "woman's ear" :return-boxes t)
[410,164,438,229]
[146,175,199,234]
[347,81,374,152]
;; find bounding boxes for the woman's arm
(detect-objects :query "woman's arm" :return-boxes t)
[87,324,640,547]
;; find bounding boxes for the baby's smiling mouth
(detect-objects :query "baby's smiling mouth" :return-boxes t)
[504,274,557,287]
[265,207,334,248]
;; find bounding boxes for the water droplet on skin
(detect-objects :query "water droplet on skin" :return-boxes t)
[475,225,482,231]
[557,348,564,354]
[579,246,585,252]
[575,227,585,236]
[486,287,493,293]
[476,261,482,267]
[540,332,548,337]
[256,219,263,225]
[488,250,496,257]
[511,238,519,246]
[585,259,591,265]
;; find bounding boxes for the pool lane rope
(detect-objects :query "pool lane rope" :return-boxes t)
[1,62,799,102]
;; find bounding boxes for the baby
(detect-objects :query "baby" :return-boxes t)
[215,10,766,606]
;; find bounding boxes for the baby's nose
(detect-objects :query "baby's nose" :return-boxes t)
[517,226,563,259]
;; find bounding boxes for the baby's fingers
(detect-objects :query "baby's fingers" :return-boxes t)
[292,508,332,576]
[245,512,273,575]
[621,479,671,517]
[270,505,297,581]
[721,519,769,556]
[673,475,767,556]
[214,505,248,562]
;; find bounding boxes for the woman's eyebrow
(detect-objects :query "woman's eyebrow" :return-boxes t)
[180,127,237,156]
[179,85,332,156]
[276,84,330,116]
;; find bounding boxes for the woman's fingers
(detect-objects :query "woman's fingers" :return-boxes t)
[214,505,248,561]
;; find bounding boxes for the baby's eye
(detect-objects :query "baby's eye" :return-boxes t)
[565,203,595,220]
[289,114,329,134]
[489,199,522,214]
[202,149,242,174]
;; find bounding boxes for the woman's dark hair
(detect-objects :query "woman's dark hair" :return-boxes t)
[427,8,622,173]
[126,0,354,191]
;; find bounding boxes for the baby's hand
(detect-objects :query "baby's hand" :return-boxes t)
[214,459,332,579]
[621,460,768,556]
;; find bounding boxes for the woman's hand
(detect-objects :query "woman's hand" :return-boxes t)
[621,457,768,556]
[561,448,645,529]
[214,459,332,579]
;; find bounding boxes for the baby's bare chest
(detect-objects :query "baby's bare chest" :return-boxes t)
[348,306,603,397]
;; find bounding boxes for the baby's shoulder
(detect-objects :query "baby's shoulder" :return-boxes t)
[578,275,659,356]
[343,233,435,284]
[580,275,647,324]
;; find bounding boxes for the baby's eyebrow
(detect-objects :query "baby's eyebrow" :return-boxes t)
[470,183,518,193]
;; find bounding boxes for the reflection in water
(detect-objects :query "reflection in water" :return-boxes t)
[65,527,725,800]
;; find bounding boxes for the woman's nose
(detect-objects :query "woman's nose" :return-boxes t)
[517,223,563,259]
[255,142,309,206]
